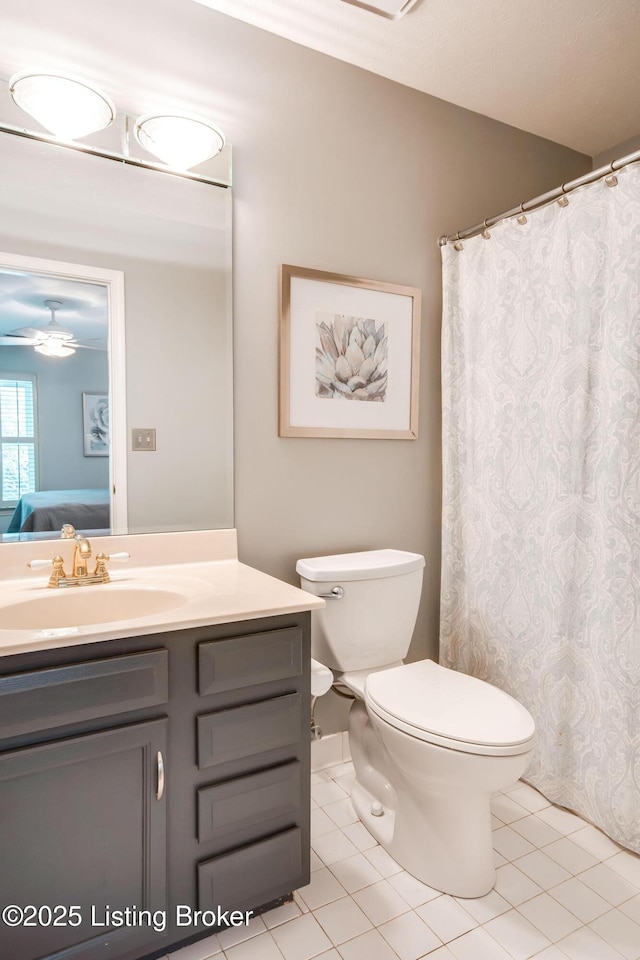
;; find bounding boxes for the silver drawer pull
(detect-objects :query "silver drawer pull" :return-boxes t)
[156,750,165,801]
[318,586,344,600]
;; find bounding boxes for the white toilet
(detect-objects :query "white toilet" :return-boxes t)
[297,548,535,898]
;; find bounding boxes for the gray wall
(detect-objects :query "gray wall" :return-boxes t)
[593,133,640,168]
[0,0,591,731]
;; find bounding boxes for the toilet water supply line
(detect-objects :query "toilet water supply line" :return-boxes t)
[310,584,354,740]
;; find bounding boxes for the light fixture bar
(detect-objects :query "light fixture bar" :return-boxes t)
[0,117,231,189]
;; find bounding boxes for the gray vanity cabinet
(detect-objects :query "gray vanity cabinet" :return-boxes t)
[0,611,311,960]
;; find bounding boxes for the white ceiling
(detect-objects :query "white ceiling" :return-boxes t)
[193,0,640,156]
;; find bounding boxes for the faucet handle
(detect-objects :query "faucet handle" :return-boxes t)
[105,552,130,562]
[27,558,54,570]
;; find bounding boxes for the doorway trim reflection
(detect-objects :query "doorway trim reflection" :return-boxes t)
[0,250,127,534]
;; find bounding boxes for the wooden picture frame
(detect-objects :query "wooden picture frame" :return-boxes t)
[279,264,421,439]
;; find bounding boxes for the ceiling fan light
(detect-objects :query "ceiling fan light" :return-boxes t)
[9,72,116,140]
[134,114,225,170]
[34,340,76,358]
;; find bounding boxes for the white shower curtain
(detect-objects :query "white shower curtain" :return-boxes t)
[440,163,640,852]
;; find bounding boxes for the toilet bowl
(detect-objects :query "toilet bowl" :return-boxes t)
[297,549,535,898]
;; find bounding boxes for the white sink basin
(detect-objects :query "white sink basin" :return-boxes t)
[0,586,189,630]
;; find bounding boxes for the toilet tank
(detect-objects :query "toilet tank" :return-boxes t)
[296,549,425,673]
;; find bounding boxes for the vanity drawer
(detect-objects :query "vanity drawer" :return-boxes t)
[0,650,168,739]
[198,627,302,696]
[198,826,303,914]
[197,693,301,769]
[197,760,301,846]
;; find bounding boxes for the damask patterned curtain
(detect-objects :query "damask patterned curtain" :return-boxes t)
[440,164,640,852]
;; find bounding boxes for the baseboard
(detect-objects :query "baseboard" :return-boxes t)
[311,731,351,771]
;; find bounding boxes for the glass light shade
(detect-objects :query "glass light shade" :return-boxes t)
[134,114,225,170]
[9,72,115,140]
[34,341,76,358]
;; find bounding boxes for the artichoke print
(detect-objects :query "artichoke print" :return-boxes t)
[316,313,388,401]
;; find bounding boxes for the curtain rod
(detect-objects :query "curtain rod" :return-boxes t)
[438,147,640,247]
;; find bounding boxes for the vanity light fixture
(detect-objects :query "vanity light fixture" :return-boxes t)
[9,71,116,140]
[133,113,225,171]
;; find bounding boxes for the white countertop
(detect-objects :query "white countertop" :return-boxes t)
[0,530,324,657]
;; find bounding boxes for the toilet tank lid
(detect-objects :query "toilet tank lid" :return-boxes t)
[296,549,425,582]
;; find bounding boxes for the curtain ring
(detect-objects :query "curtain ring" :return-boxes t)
[605,161,618,187]
[517,202,528,225]
[557,185,569,207]
[481,219,491,239]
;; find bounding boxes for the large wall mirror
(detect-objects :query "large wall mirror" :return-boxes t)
[0,132,233,541]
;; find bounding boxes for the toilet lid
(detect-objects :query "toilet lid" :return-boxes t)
[365,660,535,755]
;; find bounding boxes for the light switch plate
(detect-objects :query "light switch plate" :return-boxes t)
[132,428,156,451]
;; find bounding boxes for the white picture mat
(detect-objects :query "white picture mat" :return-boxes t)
[288,277,413,430]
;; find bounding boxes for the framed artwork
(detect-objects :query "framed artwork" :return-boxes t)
[279,264,421,439]
[82,392,109,456]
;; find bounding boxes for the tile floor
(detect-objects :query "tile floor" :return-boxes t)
[167,762,640,960]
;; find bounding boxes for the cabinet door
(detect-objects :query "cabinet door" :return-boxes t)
[0,719,167,960]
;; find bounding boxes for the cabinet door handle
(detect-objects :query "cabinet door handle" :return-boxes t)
[156,750,165,801]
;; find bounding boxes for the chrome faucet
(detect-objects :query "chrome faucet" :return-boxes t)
[28,525,130,588]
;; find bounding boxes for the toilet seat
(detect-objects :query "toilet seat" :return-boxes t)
[365,660,535,757]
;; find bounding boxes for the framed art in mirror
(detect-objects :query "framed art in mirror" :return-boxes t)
[279,264,421,439]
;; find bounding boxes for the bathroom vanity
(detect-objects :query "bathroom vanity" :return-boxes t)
[0,531,323,960]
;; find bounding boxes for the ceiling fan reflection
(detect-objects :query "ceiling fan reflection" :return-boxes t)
[0,299,103,356]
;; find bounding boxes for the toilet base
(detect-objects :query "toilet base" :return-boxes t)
[347,700,532,898]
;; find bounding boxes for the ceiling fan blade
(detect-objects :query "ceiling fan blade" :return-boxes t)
[71,343,106,351]
[0,334,44,346]
[8,326,47,340]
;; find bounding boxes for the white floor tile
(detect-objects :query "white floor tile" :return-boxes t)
[341,821,378,851]
[311,808,338,839]
[298,867,348,910]
[491,794,530,824]
[607,850,640,889]
[378,911,441,960]
[536,806,585,835]
[388,870,441,908]
[579,862,640,906]
[494,863,544,906]
[313,897,372,945]
[570,824,622,861]
[312,829,360,865]
[556,925,627,960]
[217,917,266,951]
[454,888,511,923]
[619,894,640,925]
[529,948,567,960]
[542,837,598,874]
[224,931,284,960]
[484,909,552,960]
[423,949,456,960]
[313,951,341,960]
[363,845,403,878]
[548,877,610,923]
[507,784,552,814]
[324,799,359,828]
[323,762,355,780]
[513,851,572,889]
[168,934,222,959]
[329,853,383,893]
[270,914,333,960]
[311,850,324,871]
[352,879,410,925]
[415,897,475,943]
[334,773,356,793]
[312,781,349,807]
[589,908,640,960]
[447,927,512,960]
[492,825,536,860]
[494,850,508,868]
[335,928,397,960]
[263,901,304,929]
[510,815,563,848]
[517,892,582,941]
